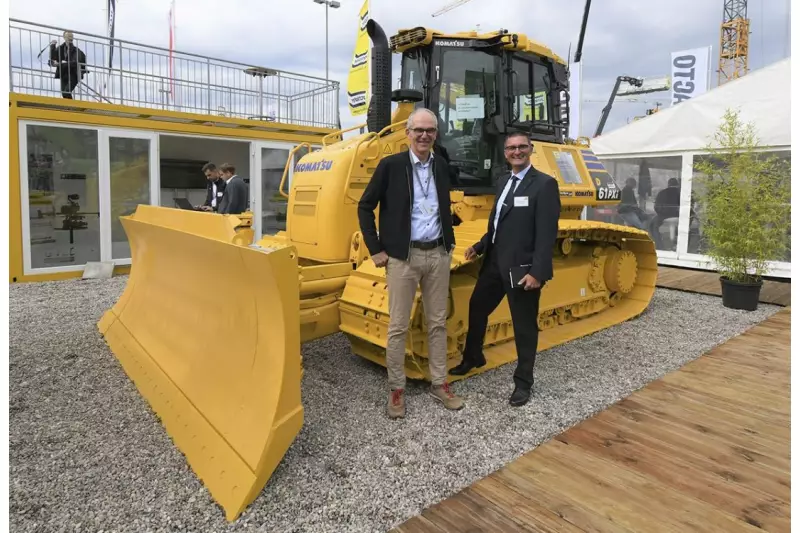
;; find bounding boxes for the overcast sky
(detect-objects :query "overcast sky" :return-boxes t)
[10,0,792,136]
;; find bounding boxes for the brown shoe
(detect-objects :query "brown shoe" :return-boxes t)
[430,383,464,410]
[388,388,405,419]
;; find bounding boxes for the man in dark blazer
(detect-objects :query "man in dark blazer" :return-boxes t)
[198,162,226,212]
[217,162,248,215]
[358,107,464,418]
[449,131,561,407]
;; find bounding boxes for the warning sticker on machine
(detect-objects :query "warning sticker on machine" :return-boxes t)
[554,151,583,185]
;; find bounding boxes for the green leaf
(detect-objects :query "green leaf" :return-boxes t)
[693,109,791,281]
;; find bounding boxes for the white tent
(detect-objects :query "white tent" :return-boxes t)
[584,58,791,278]
[591,57,790,156]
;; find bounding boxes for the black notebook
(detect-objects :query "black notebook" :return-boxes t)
[509,264,532,289]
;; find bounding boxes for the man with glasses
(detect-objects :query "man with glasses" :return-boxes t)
[358,107,464,419]
[449,131,561,407]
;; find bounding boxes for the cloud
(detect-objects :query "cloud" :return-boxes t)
[10,0,791,135]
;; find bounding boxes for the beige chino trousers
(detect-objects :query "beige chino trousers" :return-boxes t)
[385,246,451,390]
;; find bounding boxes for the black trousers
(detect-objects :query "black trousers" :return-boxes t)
[60,74,79,99]
[463,249,541,391]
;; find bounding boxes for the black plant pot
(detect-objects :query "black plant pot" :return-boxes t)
[720,276,762,311]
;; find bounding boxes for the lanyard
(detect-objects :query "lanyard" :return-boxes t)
[413,159,434,199]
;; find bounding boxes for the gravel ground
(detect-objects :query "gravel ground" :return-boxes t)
[9,277,781,533]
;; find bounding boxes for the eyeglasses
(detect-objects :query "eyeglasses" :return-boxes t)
[410,127,437,136]
[504,144,531,152]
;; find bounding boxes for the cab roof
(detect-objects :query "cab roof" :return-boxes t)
[390,27,566,65]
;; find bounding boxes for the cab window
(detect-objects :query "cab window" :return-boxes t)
[511,58,552,125]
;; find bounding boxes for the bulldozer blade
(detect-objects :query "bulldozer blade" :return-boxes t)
[97,205,302,521]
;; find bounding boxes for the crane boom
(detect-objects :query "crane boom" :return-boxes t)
[574,0,592,63]
[432,0,474,17]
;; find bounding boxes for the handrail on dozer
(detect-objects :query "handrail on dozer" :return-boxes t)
[278,143,312,199]
[97,205,303,521]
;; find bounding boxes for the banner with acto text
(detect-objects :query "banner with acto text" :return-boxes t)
[347,0,370,116]
[670,46,711,105]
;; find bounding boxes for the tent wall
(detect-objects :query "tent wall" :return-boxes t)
[583,59,791,280]
[584,148,791,279]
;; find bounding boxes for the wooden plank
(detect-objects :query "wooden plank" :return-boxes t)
[596,407,790,501]
[469,477,586,533]
[525,439,768,532]
[612,396,790,474]
[637,381,790,442]
[556,420,790,532]
[393,309,790,532]
[420,490,534,533]
[391,514,449,533]
[494,457,641,533]
[656,266,790,306]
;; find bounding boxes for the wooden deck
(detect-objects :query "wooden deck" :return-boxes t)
[391,309,791,533]
[657,266,791,306]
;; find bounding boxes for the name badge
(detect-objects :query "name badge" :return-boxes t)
[514,196,529,207]
[217,192,224,197]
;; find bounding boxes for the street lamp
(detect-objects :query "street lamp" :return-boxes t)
[312,0,340,81]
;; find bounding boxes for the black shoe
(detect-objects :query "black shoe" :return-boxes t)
[509,387,531,407]
[448,357,486,376]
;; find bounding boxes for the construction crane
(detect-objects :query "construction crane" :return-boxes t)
[718,0,749,85]
[432,0,474,17]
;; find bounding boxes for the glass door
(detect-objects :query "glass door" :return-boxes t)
[252,141,311,240]
[20,122,103,274]
[99,129,159,264]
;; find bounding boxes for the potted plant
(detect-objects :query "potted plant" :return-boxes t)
[693,108,790,311]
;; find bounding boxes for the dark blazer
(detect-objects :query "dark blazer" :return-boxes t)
[49,43,86,81]
[473,165,561,286]
[218,176,248,214]
[358,150,456,261]
[204,178,226,211]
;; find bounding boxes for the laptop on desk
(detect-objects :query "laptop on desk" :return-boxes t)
[174,197,197,210]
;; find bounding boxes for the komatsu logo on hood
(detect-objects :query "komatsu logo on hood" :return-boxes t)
[295,159,334,172]
[435,40,466,46]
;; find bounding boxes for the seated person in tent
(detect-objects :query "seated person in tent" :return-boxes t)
[648,178,681,248]
[617,178,648,230]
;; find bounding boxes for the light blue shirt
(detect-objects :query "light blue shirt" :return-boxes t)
[409,150,442,242]
[493,164,531,243]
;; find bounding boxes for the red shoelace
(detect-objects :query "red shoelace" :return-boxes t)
[391,389,404,405]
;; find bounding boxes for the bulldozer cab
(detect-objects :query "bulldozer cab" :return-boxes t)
[394,28,570,193]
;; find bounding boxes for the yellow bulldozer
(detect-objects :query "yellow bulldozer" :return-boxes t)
[98,19,657,522]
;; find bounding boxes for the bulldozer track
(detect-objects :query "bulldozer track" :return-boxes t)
[338,219,658,381]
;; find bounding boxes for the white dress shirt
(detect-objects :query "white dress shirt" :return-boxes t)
[493,164,531,243]
[409,150,442,242]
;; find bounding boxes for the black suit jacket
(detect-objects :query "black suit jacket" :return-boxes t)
[358,150,456,261]
[473,165,561,287]
[204,178,226,211]
[218,176,248,214]
[49,43,87,80]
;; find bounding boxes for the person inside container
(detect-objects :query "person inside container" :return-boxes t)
[49,31,87,99]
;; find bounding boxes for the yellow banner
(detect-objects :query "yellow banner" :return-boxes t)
[347,0,370,116]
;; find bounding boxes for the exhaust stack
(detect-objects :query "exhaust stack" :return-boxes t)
[366,19,391,133]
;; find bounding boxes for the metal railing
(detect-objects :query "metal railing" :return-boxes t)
[9,19,340,129]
